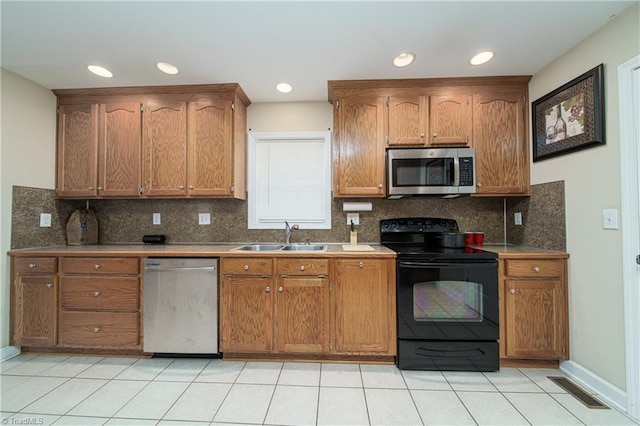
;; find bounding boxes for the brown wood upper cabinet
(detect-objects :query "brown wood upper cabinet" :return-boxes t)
[54,84,250,199]
[328,77,531,197]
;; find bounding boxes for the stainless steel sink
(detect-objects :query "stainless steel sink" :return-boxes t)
[234,244,285,251]
[281,244,327,252]
[233,243,327,252]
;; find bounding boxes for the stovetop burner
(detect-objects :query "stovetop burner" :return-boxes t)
[380,217,497,261]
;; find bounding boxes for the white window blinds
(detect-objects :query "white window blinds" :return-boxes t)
[248,131,331,229]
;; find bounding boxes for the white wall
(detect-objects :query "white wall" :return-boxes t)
[530,3,639,391]
[0,69,57,347]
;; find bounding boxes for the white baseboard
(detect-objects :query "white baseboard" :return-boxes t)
[0,346,21,362]
[560,360,627,413]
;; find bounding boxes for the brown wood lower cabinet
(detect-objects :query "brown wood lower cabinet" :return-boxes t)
[58,257,142,350]
[11,257,58,347]
[220,256,395,358]
[499,256,569,361]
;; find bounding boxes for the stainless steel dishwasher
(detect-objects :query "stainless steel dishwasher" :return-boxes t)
[143,258,218,354]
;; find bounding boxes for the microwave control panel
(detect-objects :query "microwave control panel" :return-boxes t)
[459,157,474,186]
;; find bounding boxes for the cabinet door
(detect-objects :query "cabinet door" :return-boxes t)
[221,276,274,353]
[187,99,233,196]
[332,259,393,354]
[276,276,329,353]
[504,279,567,359]
[429,95,472,146]
[334,97,386,197]
[388,96,428,146]
[56,104,98,197]
[473,92,529,195]
[12,276,58,346]
[98,103,142,197]
[142,101,187,197]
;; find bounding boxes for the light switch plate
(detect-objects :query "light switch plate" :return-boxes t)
[514,212,523,226]
[347,213,359,225]
[199,213,211,225]
[603,209,619,229]
[40,213,52,228]
[153,213,161,225]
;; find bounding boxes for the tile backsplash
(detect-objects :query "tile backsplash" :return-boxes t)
[10,182,566,251]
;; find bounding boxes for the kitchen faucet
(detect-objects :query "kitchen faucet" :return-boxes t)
[284,221,299,244]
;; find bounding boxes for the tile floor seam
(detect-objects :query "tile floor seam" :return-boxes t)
[449,388,481,426]
[358,364,372,426]
[14,375,73,414]
[260,363,284,425]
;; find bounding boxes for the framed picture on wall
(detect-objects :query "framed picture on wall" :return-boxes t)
[532,63,605,162]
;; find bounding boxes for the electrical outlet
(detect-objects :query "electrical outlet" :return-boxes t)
[153,213,161,225]
[347,213,359,225]
[603,209,619,229]
[514,212,523,226]
[198,213,211,225]
[40,213,52,227]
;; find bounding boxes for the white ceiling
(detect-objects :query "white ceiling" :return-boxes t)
[1,1,636,103]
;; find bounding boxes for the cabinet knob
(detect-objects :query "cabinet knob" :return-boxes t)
[278,286,284,292]
[88,186,94,190]
[93,291,101,297]
[94,264,100,270]
[46,283,53,289]
[178,185,184,190]
[378,184,383,189]
[533,267,541,272]
[93,327,101,333]
[432,133,438,137]
[510,289,516,294]
[300,265,305,271]
[243,265,249,271]
[420,133,425,138]
[29,263,36,269]
[188,185,194,190]
[359,262,364,268]
[97,186,103,191]
[477,183,483,188]
[266,286,271,293]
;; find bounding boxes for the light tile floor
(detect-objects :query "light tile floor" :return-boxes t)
[1,354,638,426]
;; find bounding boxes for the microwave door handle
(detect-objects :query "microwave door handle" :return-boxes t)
[453,157,460,186]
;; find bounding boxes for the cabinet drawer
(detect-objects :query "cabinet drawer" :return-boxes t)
[61,276,139,311]
[14,257,57,274]
[59,311,139,348]
[504,259,563,278]
[222,258,273,275]
[277,258,329,276]
[61,257,140,275]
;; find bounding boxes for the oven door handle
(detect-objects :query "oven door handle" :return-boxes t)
[399,261,496,268]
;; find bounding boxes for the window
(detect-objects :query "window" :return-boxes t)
[248,131,332,229]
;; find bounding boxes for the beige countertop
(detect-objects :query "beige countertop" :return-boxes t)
[7,243,397,258]
[478,244,570,258]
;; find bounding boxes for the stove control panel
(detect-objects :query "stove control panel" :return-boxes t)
[380,217,459,233]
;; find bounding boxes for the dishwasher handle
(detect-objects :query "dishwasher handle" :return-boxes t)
[144,266,217,272]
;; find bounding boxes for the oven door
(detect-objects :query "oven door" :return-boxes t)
[397,260,498,341]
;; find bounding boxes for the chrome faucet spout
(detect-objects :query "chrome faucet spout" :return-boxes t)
[284,221,299,244]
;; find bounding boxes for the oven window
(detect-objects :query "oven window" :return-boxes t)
[393,158,454,187]
[413,280,483,322]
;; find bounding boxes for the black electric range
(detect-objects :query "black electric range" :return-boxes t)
[381,218,500,372]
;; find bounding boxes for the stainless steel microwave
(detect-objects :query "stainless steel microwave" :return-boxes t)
[386,147,476,198]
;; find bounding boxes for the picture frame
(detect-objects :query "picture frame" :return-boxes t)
[532,63,605,162]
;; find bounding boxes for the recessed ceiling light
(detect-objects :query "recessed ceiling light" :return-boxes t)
[157,62,179,75]
[87,65,113,78]
[276,83,293,93]
[393,52,415,68]
[470,51,494,66]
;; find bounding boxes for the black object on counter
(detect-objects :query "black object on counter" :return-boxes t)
[143,235,167,244]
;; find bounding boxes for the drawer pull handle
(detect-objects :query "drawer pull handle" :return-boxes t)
[278,286,284,292]
[243,265,249,271]
[93,291,101,297]
[93,327,101,333]
[94,264,100,270]
[533,267,541,272]
[265,286,271,293]
[510,289,516,294]
[46,283,53,289]
[29,263,36,269]
[359,262,364,268]
[300,265,305,271]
